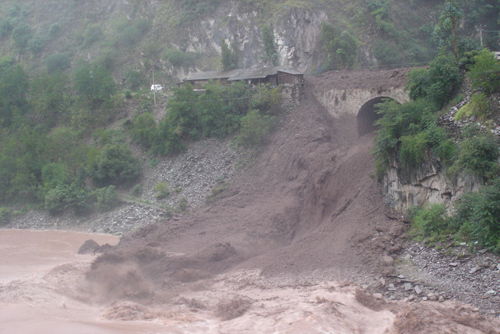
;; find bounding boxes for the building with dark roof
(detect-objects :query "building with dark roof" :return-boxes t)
[183,66,304,101]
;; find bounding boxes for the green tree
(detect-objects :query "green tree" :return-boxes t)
[74,62,116,108]
[236,110,275,147]
[468,49,500,95]
[130,112,158,149]
[46,53,71,73]
[320,24,357,70]
[165,48,198,69]
[12,24,32,51]
[31,73,70,127]
[407,54,462,108]
[261,25,278,66]
[452,178,500,252]
[90,144,141,186]
[0,59,29,127]
[453,128,499,180]
[221,39,238,71]
[433,0,463,58]
[125,70,146,91]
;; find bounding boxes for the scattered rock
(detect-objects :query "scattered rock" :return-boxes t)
[404,283,413,291]
[427,293,437,301]
[382,255,394,266]
[378,278,386,287]
[78,239,100,254]
[449,262,459,267]
[469,266,481,274]
[414,286,422,295]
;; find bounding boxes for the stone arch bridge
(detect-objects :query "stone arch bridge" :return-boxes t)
[311,68,413,135]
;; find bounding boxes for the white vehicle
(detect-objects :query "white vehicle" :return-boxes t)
[151,84,163,92]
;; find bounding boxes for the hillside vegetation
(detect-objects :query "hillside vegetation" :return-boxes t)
[374,27,500,251]
[0,0,498,223]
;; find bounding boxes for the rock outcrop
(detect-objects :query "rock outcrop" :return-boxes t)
[382,156,482,213]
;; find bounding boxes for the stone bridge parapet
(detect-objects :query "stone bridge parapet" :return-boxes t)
[311,68,414,119]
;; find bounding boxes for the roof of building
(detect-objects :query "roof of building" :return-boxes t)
[183,66,303,82]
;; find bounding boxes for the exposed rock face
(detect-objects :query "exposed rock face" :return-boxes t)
[382,157,482,213]
[183,5,328,72]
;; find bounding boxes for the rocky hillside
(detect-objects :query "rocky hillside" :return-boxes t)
[1,0,496,85]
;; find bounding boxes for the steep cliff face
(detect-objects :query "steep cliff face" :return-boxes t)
[382,157,482,213]
[0,0,446,84]
[179,5,327,72]
[0,0,329,74]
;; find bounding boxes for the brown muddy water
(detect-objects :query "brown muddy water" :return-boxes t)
[0,230,174,334]
[1,229,497,334]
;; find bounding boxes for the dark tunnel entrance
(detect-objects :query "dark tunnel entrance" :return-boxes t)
[357,97,395,136]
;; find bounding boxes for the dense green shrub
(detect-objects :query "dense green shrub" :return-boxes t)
[31,73,70,126]
[93,185,119,211]
[165,48,198,69]
[0,19,13,38]
[164,84,201,140]
[373,40,403,66]
[236,110,275,147]
[28,35,46,55]
[374,98,458,174]
[407,54,462,108]
[74,62,116,108]
[374,99,434,168]
[261,25,278,66]
[250,85,282,115]
[46,53,71,73]
[319,23,358,71]
[399,132,428,168]
[44,183,90,215]
[0,60,29,127]
[451,128,499,180]
[12,24,32,51]
[114,19,150,47]
[0,126,47,202]
[41,162,70,191]
[125,70,146,91]
[197,82,242,138]
[154,119,186,155]
[48,23,61,38]
[468,48,500,95]
[0,207,11,225]
[452,178,500,252]
[221,39,239,71]
[432,0,462,57]
[409,204,449,241]
[154,182,170,199]
[454,92,491,121]
[175,0,222,22]
[81,24,102,48]
[367,0,394,34]
[412,178,500,253]
[90,144,141,186]
[130,112,157,149]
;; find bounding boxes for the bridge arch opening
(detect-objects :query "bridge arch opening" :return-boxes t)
[357,97,395,136]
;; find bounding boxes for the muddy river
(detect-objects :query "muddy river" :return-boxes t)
[0,230,175,334]
[0,229,497,334]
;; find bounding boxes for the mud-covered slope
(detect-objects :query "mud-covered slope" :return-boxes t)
[79,78,500,333]
[87,77,403,298]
